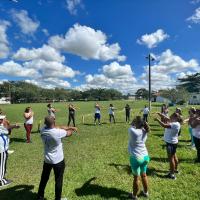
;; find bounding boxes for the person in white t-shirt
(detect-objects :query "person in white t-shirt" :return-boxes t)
[37,116,77,200]
[128,116,150,199]
[189,109,200,163]
[154,112,182,180]
[141,105,149,122]
[94,103,101,125]
[0,115,20,188]
[108,104,116,123]
[23,107,34,143]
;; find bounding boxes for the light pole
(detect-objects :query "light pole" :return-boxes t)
[146,54,155,111]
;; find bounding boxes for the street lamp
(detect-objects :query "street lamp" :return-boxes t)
[146,54,155,111]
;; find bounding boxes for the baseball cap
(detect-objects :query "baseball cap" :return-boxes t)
[0,115,6,120]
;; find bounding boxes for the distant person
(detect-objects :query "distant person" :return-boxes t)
[141,105,149,122]
[37,116,77,200]
[67,104,76,127]
[108,104,116,123]
[47,103,57,119]
[189,109,200,163]
[0,115,20,188]
[154,112,182,179]
[176,107,182,136]
[94,103,101,125]
[24,107,34,143]
[161,104,169,123]
[128,116,150,199]
[125,104,131,123]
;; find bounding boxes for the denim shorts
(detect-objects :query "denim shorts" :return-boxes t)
[166,143,177,155]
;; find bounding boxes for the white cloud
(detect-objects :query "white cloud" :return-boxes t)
[137,29,169,49]
[80,62,138,94]
[10,9,40,35]
[13,45,65,62]
[66,0,82,15]
[42,28,49,36]
[187,7,200,24]
[0,20,10,58]
[25,78,71,89]
[48,23,126,61]
[190,0,200,4]
[23,59,77,78]
[0,61,39,77]
[140,49,200,90]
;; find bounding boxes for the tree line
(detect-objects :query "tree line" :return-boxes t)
[0,81,123,103]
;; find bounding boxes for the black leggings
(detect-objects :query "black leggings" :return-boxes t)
[193,136,200,161]
[68,114,75,127]
[109,114,115,123]
[37,160,65,200]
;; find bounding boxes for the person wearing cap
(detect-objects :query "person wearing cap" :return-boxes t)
[0,115,20,188]
[37,116,77,200]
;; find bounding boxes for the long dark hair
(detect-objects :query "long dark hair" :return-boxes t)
[24,107,31,113]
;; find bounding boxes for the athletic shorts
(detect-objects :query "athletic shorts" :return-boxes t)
[94,113,101,119]
[166,143,177,155]
[129,155,150,176]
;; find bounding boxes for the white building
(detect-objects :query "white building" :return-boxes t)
[156,96,171,104]
[189,93,200,105]
[0,97,11,104]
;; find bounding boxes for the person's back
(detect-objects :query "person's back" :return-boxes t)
[164,122,180,144]
[128,127,148,158]
[41,127,66,164]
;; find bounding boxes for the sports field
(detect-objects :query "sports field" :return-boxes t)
[0,100,200,200]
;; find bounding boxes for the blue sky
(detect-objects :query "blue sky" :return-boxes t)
[0,0,200,94]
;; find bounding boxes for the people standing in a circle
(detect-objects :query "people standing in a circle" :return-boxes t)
[67,104,76,127]
[141,105,150,122]
[108,104,116,124]
[125,104,131,123]
[24,107,34,143]
[94,103,101,125]
[47,103,56,119]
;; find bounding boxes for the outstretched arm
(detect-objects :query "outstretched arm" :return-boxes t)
[154,117,171,128]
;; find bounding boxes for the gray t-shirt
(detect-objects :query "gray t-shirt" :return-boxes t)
[128,126,148,158]
[48,108,55,118]
[40,127,67,164]
[164,122,180,144]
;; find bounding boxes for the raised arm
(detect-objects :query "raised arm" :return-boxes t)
[156,112,170,121]
[154,117,171,128]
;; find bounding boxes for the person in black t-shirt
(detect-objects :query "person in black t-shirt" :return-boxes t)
[67,104,76,127]
[125,104,131,123]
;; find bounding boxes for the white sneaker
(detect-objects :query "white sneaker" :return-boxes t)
[8,150,14,154]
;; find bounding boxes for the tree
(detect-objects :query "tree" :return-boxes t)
[177,73,200,93]
[135,88,149,99]
[160,88,190,104]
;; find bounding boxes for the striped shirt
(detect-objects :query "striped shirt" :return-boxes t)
[0,124,9,153]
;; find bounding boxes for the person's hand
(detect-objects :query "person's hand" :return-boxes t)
[15,123,20,128]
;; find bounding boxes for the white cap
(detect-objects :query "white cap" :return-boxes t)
[0,115,6,120]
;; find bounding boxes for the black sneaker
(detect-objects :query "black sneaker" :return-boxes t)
[140,191,149,198]
[128,192,138,200]
[165,173,176,180]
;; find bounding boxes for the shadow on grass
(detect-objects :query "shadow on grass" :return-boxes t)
[151,128,162,132]
[151,156,195,163]
[0,185,40,200]
[179,139,191,143]
[153,133,163,137]
[149,124,160,127]
[108,163,132,175]
[147,167,169,178]
[75,177,130,199]
[83,122,108,126]
[10,137,26,143]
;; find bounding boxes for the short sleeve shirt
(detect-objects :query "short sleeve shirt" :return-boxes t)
[40,127,67,164]
[164,122,180,144]
[0,124,9,153]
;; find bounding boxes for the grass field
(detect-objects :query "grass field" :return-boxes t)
[0,100,200,200]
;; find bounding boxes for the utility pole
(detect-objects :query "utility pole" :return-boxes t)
[146,54,155,111]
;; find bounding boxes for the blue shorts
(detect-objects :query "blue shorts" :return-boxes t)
[130,155,150,176]
[166,143,177,155]
[94,113,101,119]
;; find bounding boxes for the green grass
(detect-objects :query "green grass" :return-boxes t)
[0,100,200,200]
